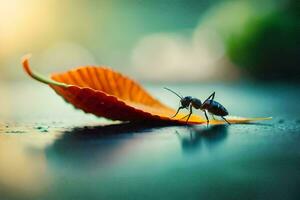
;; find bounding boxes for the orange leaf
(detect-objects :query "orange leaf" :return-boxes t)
[22,55,271,125]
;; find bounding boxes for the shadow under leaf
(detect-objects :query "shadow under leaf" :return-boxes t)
[45,121,181,170]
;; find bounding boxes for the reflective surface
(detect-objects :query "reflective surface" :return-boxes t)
[1,83,300,200]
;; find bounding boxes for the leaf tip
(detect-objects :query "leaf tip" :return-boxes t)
[21,54,68,87]
[22,54,33,77]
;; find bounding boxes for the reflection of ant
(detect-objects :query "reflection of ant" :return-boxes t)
[164,87,230,126]
[175,125,228,153]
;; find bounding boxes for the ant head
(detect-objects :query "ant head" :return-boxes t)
[181,96,192,108]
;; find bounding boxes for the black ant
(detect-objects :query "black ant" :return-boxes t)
[164,87,230,126]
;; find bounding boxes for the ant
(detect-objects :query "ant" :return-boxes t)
[164,87,230,126]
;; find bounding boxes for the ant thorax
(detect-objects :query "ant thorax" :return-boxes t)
[191,98,202,109]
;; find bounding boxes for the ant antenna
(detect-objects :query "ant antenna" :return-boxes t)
[164,87,183,99]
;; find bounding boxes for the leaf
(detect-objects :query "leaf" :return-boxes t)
[22,55,271,125]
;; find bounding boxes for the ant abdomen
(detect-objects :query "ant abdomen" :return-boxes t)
[202,100,228,116]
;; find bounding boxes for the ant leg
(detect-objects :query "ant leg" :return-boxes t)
[211,92,215,101]
[181,115,188,119]
[185,105,193,123]
[172,106,184,118]
[180,105,193,121]
[221,116,231,125]
[204,110,209,127]
[203,92,215,104]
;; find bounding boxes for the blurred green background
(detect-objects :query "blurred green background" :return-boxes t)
[0,0,299,82]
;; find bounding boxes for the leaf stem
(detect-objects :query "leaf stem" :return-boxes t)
[22,54,67,87]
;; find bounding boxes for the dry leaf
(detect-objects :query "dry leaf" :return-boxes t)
[22,55,271,125]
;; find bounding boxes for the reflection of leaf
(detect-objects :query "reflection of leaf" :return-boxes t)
[22,55,271,125]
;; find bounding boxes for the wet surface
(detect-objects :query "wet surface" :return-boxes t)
[1,82,300,200]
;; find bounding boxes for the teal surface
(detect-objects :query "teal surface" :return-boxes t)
[0,83,300,200]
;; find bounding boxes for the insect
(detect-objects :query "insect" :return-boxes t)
[164,87,230,126]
